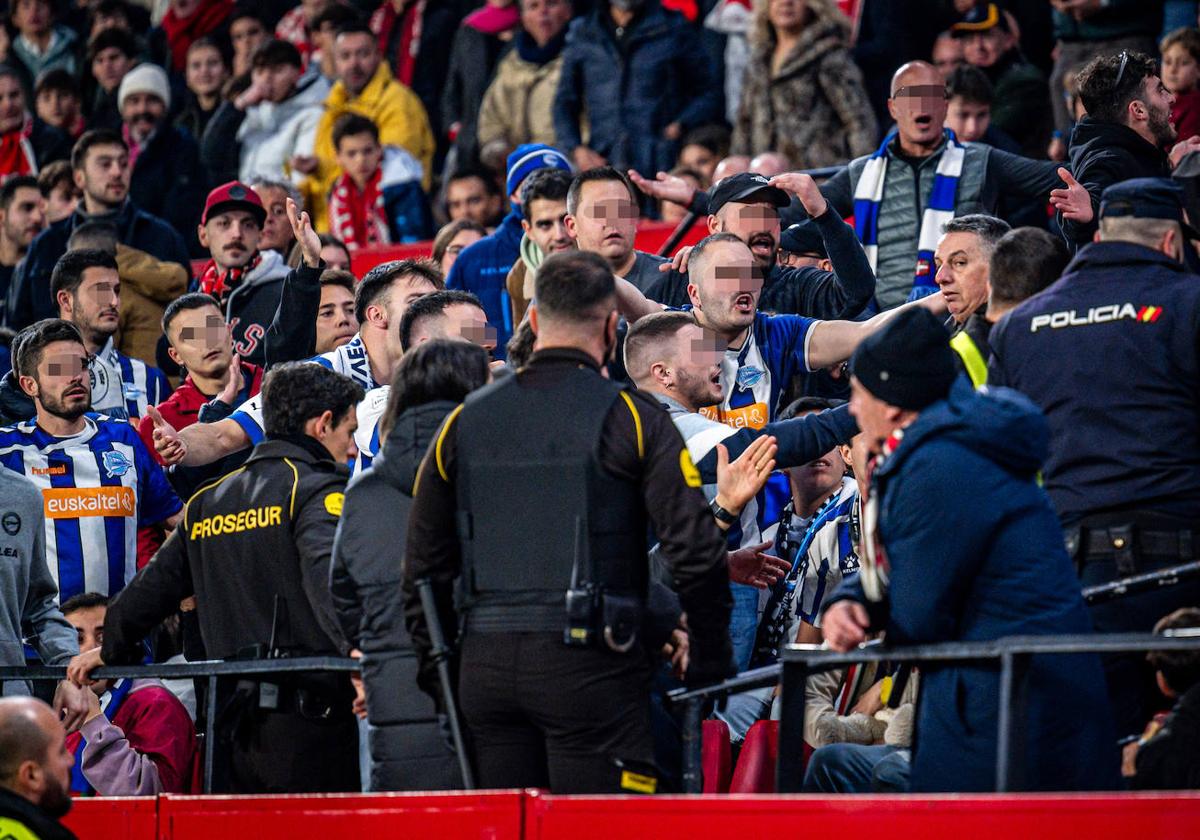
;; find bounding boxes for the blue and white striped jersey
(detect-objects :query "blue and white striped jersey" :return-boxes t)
[90,338,172,421]
[785,477,860,630]
[309,334,379,390]
[0,417,182,603]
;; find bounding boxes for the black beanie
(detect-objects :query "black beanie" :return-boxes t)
[850,307,957,410]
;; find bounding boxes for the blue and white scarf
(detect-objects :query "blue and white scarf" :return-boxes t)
[853,129,966,299]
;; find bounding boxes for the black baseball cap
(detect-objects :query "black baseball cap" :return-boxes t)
[780,220,827,258]
[1100,178,1200,239]
[708,172,790,216]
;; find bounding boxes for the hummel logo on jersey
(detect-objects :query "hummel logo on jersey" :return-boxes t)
[1029,304,1163,332]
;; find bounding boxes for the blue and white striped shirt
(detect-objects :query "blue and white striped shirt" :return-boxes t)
[0,417,182,602]
[90,338,172,421]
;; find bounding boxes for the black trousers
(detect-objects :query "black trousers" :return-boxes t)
[1081,552,1200,737]
[459,632,655,793]
[226,706,360,794]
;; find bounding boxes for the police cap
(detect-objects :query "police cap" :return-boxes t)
[708,172,790,216]
[1100,178,1200,238]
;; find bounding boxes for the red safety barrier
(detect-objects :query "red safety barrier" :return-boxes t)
[60,796,157,840]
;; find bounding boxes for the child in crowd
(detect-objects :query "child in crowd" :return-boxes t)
[1162,28,1200,142]
[327,113,432,252]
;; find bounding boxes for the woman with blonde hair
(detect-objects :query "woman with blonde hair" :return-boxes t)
[733,0,878,169]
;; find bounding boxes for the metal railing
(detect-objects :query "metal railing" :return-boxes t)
[0,656,359,793]
[669,630,1200,794]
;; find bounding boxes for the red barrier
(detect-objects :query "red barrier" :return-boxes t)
[61,796,157,840]
[160,791,524,840]
[525,792,1200,840]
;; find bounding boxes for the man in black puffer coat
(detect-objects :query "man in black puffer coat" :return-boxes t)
[330,339,491,792]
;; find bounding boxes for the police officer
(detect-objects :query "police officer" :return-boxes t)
[989,178,1200,736]
[67,363,365,793]
[402,250,735,794]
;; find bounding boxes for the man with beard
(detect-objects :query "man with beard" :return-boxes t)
[1053,51,1200,250]
[0,319,182,604]
[52,249,170,421]
[117,64,206,255]
[644,172,876,320]
[0,176,46,326]
[6,130,189,331]
[0,697,79,840]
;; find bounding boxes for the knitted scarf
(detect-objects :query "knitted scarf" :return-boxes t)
[329,170,390,252]
[161,0,234,72]
[198,251,262,299]
[853,129,965,299]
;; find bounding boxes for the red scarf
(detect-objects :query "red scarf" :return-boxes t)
[329,171,390,253]
[859,429,903,603]
[161,0,234,72]
[198,251,262,299]
[0,118,35,177]
[372,0,425,87]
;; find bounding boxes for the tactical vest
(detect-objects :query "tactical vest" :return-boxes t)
[950,330,987,388]
[455,365,648,634]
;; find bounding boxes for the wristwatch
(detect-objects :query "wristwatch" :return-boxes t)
[710,497,739,525]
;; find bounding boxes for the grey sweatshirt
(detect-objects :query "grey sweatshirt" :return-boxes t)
[0,473,78,694]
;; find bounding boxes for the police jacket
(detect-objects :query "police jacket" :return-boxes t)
[102,436,352,673]
[331,401,462,791]
[0,788,76,840]
[988,241,1200,526]
[403,347,734,687]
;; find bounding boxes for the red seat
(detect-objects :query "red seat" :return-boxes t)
[701,719,732,793]
[729,720,779,793]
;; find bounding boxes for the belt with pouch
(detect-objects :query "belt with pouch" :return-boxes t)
[1074,524,1199,576]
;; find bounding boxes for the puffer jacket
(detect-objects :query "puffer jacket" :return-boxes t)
[237,71,332,184]
[477,32,566,149]
[115,243,189,369]
[553,0,720,178]
[732,18,878,169]
[330,400,464,793]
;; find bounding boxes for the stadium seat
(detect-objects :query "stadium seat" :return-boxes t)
[701,719,732,793]
[729,720,778,793]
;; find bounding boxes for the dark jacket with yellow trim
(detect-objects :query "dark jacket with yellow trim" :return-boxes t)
[402,347,735,690]
[102,435,353,675]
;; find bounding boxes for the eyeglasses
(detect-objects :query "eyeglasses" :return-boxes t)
[1114,50,1130,89]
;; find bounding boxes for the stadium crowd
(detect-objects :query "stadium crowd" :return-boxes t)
[0,0,1199,825]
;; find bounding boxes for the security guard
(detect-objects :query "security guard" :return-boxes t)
[66,363,365,793]
[989,178,1200,736]
[403,250,735,794]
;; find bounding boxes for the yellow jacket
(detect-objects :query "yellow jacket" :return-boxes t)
[304,62,435,232]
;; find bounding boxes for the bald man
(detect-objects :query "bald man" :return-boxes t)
[0,697,77,840]
[632,61,1064,310]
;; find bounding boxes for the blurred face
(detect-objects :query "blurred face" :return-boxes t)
[315,283,358,353]
[934,230,989,323]
[62,267,120,345]
[22,340,92,420]
[688,239,761,336]
[335,131,383,186]
[945,96,990,143]
[321,242,351,271]
[186,44,228,99]
[522,197,572,254]
[35,87,79,130]
[252,61,301,104]
[888,69,949,150]
[334,32,382,96]
[932,34,963,77]
[121,92,166,143]
[768,0,810,30]
[961,29,1006,69]
[92,47,133,93]
[252,185,292,254]
[442,303,497,358]
[29,705,74,819]
[521,0,571,46]
[199,209,262,270]
[377,274,439,358]
[231,16,268,63]
[1162,44,1200,94]
[0,76,26,134]
[849,377,902,454]
[76,143,131,209]
[439,228,483,274]
[13,0,51,36]
[679,145,717,183]
[1,186,47,251]
[167,305,233,379]
[566,180,639,264]
[712,200,781,271]
[446,176,500,225]
[65,605,110,693]
[46,183,77,222]
[664,322,723,407]
[786,410,847,503]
